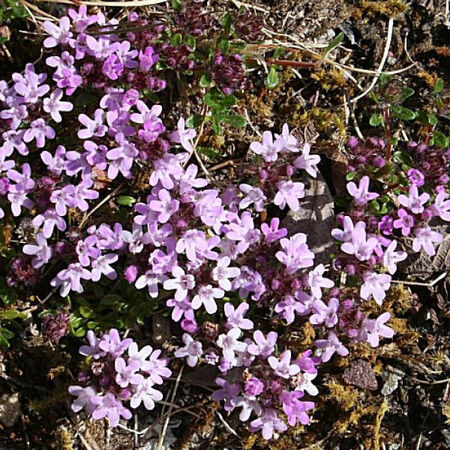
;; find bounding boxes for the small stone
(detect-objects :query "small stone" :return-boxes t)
[343,359,378,390]
[0,393,21,427]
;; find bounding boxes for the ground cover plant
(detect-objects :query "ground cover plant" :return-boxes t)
[0,1,449,448]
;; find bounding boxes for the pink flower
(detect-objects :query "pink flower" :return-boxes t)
[309,298,339,327]
[393,208,415,236]
[211,257,240,291]
[191,284,224,314]
[383,240,407,275]
[250,408,287,439]
[360,271,391,305]
[169,117,196,152]
[247,330,277,358]
[268,350,300,379]
[276,233,314,274]
[430,191,450,221]
[163,266,195,301]
[239,184,266,212]
[346,175,379,206]
[307,264,334,298]
[412,226,443,256]
[315,332,349,362]
[340,222,378,261]
[43,88,73,122]
[174,333,203,367]
[397,184,430,214]
[224,302,254,330]
[274,180,305,212]
[293,143,320,178]
[250,131,281,162]
[361,312,394,347]
[43,17,73,48]
[22,233,52,269]
[216,328,247,362]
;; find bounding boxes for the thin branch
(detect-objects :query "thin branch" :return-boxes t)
[35,0,168,7]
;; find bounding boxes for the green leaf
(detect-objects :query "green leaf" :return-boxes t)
[345,172,356,181]
[117,196,136,206]
[400,86,415,102]
[203,89,237,112]
[379,73,391,87]
[428,114,438,126]
[265,66,279,90]
[79,306,95,319]
[223,114,247,128]
[390,105,416,121]
[73,328,86,338]
[171,0,182,11]
[432,131,449,148]
[273,46,284,59]
[0,309,26,320]
[217,37,230,54]
[0,37,7,44]
[0,327,13,348]
[199,73,212,88]
[322,32,344,58]
[369,113,383,127]
[435,95,444,110]
[416,110,428,125]
[185,34,196,50]
[221,12,232,35]
[170,33,183,46]
[433,78,443,94]
[211,116,221,134]
[198,146,220,158]
[186,114,205,128]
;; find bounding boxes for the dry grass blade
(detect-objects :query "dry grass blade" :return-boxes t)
[35,0,168,7]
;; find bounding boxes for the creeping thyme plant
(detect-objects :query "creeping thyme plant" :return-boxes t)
[0,2,449,442]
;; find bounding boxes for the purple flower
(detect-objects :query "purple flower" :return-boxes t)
[276,233,314,274]
[360,271,392,305]
[107,136,139,179]
[130,378,163,410]
[412,226,443,256]
[346,176,379,206]
[68,386,98,414]
[224,302,253,330]
[293,143,321,178]
[163,266,196,301]
[174,333,203,367]
[379,215,394,235]
[43,17,73,48]
[12,63,49,103]
[139,46,159,72]
[78,109,108,139]
[393,208,415,236]
[91,393,132,427]
[115,358,143,388]
[430,191,450,221]
[315,332,349,362]
[260,218,288,243]
[2,129,28,156]
[307,264,334,298]
[135,271,165,298]
[192,284,224,314]
[361,312,394,347]
[340,222,378,261]
[310,298,339,327]
[122,224,152,254]
[239,184,266,212]
[169,117,196,152]
[32,208,66,238]
[274,180,305,212]
[407,169,425,187]
[51,263,92,297]
[211,257,240,291]
[98,329,132,358]
[397,184,430,214]
[247,331,278,358]
[268,350,300,379]
[250,408,287,440]
[279,390,314,426]
[149,188,179,223]
[275,295,306,324]
[23,119,55,148]
[250,131,280,162]
[50,185,76,216]
[212,378,241,411]
[41,145,67,175]
[143,349,172,385]
[22,233,52,269]
[43,88,73,122]
[216,328,247,362]
[275,123,300,153]
[245,377,265,396]
[79,330,104,359]
[383,240,407,274]
[226,212,261,253]
[91,254,118,282]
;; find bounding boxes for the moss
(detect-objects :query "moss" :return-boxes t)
[326,380,360,411]
[291,107,346,137]
[311,68,347,91]
[359,0,409,18]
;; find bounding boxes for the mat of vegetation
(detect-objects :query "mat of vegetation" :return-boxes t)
[0,1,449,449]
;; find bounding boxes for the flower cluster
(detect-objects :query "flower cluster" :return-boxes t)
[69,329,171,427]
